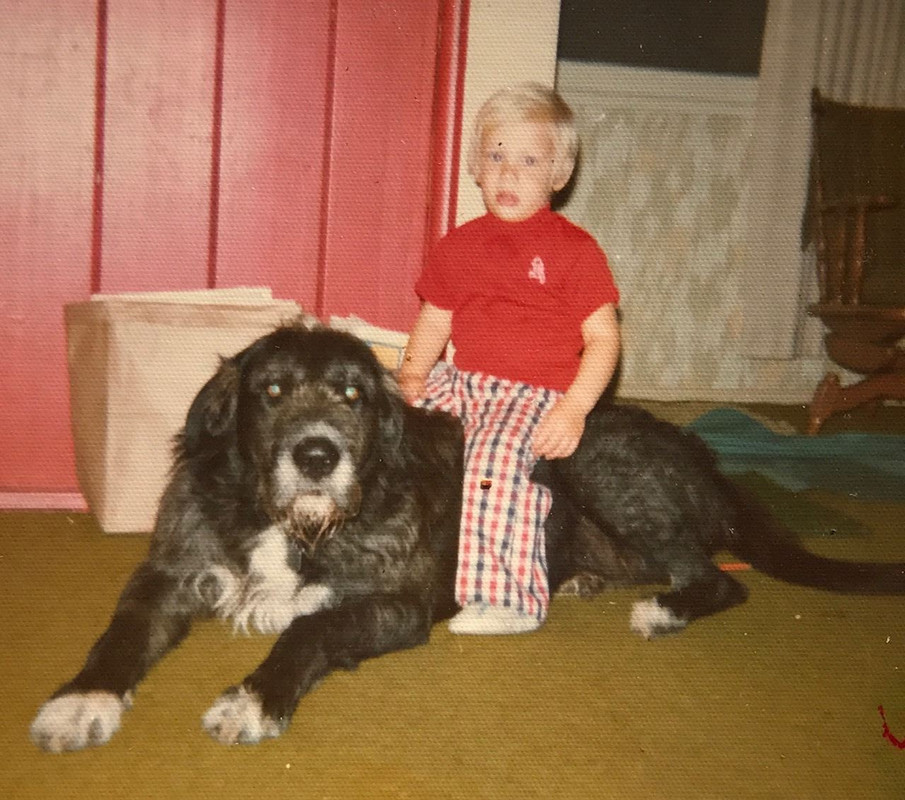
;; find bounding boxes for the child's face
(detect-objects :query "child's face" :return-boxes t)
[475,120,566,222]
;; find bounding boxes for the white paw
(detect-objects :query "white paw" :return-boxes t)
[202,686,281,745]
[30,691,126,752]
[629,599,687,639]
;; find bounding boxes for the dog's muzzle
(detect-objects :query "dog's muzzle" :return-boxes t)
[267,422,362,552]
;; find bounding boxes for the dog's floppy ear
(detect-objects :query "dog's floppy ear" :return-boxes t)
[179,357,240,457]
[375,371,406,464]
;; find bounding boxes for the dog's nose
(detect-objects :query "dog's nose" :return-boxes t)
[293,436,340,480]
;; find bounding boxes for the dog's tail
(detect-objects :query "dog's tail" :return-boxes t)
[724,481,905,594]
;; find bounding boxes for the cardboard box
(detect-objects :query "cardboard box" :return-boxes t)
[65,289,302,533]
[329,314,410,370]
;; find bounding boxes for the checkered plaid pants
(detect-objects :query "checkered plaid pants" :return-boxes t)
[417,365,561,621]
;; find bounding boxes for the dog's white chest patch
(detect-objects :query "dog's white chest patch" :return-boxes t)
[208,527,334,635]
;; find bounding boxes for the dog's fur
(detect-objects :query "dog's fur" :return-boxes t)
[31,323,905,752]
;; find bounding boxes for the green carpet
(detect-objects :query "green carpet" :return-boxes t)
[3,403,904,799]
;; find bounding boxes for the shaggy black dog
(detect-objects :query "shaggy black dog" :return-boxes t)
[31,323,905,752]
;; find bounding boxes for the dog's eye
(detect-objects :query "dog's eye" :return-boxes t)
[266,382,283,400]
[343,385,360,403]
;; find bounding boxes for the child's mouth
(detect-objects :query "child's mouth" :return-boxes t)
[495,192,519,207]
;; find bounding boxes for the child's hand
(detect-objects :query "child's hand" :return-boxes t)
[532,399,586,459]
[396,303,451,406]
[396,367,427,405]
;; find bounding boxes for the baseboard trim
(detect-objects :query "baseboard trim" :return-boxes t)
[0,492,89,511]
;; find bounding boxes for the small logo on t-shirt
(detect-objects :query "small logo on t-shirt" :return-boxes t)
[528,256,546,285]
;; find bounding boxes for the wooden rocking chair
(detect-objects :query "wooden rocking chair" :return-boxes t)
[805,89,905,434]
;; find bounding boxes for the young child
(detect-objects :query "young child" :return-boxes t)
[398,83,621,635]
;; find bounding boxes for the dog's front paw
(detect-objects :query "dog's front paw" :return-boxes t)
[202,686,282,745]
[30,691,127,752]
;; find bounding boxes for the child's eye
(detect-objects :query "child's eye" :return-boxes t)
[523,155,537,166]
[488,151,503,163]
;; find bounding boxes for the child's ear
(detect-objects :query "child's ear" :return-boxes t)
[470,157,483,185]
[552,161,574,192]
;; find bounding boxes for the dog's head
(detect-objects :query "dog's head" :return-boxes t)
[179,322,405,551]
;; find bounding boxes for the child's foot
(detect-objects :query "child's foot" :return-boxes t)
[447,604,541,635]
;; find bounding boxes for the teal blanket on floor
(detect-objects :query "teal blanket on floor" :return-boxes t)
[686,408,905,502]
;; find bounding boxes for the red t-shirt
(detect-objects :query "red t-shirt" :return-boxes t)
[416,207,619,392]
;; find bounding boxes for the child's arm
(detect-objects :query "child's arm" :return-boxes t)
[533,304,620,459]
[397,301,453,403]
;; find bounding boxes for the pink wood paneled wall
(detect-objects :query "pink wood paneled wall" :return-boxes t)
[99,0,219,292]
[0,1,96,492]
[0,0,464,502]
[214,0,333,303]
[318,1,441,327]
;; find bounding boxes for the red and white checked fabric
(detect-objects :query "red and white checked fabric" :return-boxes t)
[417,364,561,620]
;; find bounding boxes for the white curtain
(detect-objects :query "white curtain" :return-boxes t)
[816,0,905,106]
[740,0,905,359]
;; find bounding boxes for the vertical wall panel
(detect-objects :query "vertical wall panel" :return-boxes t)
[428,0,471,244]
[0,1,96,491]
[320,0,441,330]
[214,0,332,308]
[98,0,217,292]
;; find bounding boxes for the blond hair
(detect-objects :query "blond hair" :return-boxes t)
[467,83,579,188]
